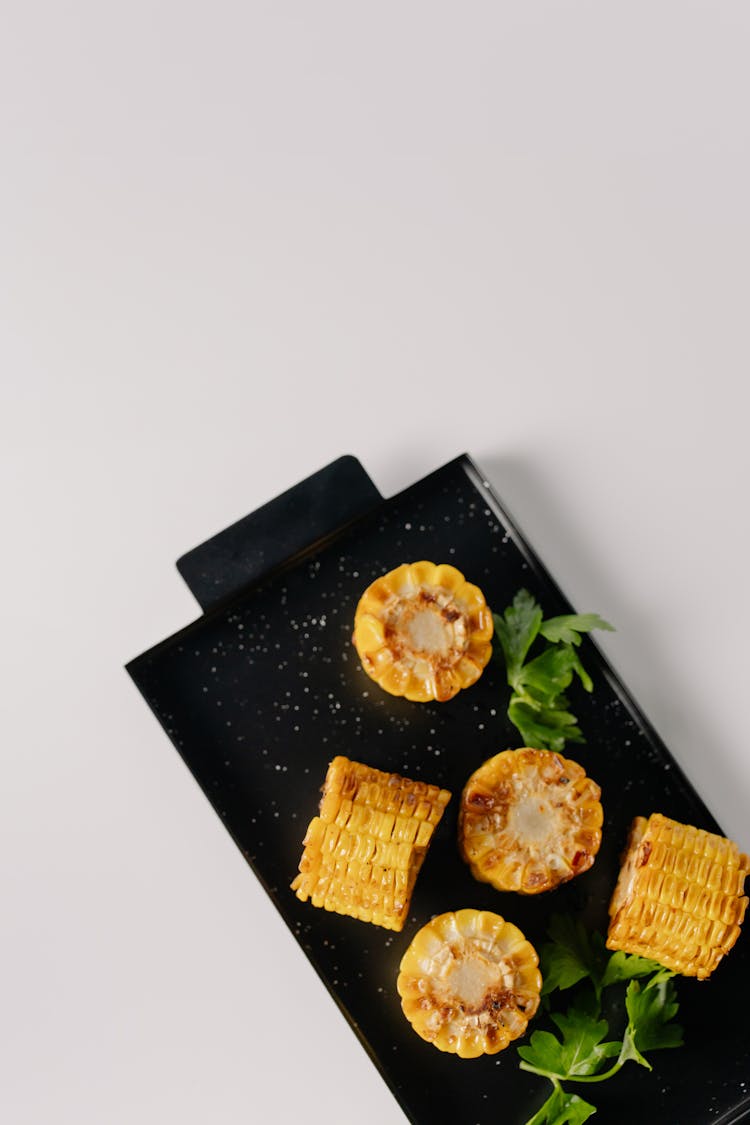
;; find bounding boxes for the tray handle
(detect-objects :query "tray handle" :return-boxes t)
[176,455,382,611]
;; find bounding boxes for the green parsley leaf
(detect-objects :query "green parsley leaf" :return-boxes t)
[517,645,594,702]
[540,916,603,996]
[518,1007,620,1081]
[519,1030,570,1076]
[600,951,666,991]
[520,917,684,1125]
[542,916,671,1008]
[539,614,615,647]
[508,699,584,754]
[625,975,683,1056]
[493,589,542,685]
[526,1085,598,1125]
[548,1010,622,1076]
[493,589,613,751]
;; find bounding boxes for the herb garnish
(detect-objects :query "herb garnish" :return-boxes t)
[518,915,683,1124]
[493,590,614,751]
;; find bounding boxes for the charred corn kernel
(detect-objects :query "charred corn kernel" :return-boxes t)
[397,909,541,1058]
[352,561,493,703]
[291,756,451,931]
[607,813,749,979]
[458,748,603,895]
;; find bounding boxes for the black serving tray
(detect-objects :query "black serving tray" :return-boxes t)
[127,455,750,1125]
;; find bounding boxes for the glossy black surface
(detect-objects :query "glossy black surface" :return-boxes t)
[127,455,750,1125]
[176,455,382,611]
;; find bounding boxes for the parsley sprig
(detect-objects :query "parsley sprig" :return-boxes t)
[493,590,614,752]
[518,916,683,1124]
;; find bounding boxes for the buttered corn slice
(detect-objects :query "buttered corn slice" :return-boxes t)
[352,561,493,703]
[607,813,749,979]
[291,756,451,931]
[397,909,541,1058]
[459,748,603,894]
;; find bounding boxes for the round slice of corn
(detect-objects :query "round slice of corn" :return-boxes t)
[458,748,603,894]
[397,908,541,1058]
[352,561,493,703]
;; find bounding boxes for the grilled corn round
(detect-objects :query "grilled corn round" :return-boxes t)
[458,748,603,894]
[352,561,493,703]
[397,908,541,1057]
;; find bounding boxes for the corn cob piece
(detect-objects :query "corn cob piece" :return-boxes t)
[458,748,603,894]
[291,756,451,931]
[352,561,493,703]
[607,812,749,979]
[397,908,541,1058]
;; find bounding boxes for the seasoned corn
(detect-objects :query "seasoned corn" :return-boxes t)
[291,756,451,931]
[397,909,541,1058]
[352,561,493,702]
[607,813,749,979]
[458,748,603,894]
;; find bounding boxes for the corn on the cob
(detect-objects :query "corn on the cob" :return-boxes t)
[607,812,749,979]
[352,561,493,703]
[291,756,451,931]
[397,908,541,1058]
[458,748,603,894]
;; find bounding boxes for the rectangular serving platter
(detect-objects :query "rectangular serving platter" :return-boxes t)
[126,454,750,1125]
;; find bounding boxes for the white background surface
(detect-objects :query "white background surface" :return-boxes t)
[3,4,750,1123]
